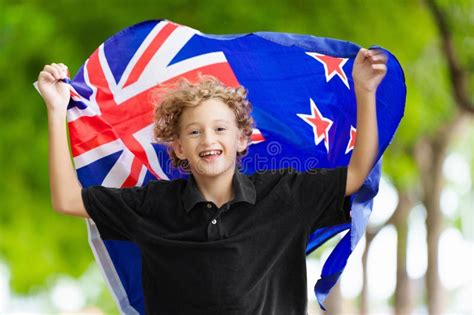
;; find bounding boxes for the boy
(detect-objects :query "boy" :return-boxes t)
[37,48,387,314]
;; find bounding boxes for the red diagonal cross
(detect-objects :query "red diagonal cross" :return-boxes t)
[69,26,239,187]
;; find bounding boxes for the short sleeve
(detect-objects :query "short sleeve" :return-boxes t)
[82,184,150,240]
[286,167,351,232]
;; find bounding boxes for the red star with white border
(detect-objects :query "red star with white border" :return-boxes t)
[306,52,350,89]
[297,98,333,153]
[345,125,357,154]
[250,128,265,145]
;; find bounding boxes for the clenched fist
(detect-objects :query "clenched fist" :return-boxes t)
[37,63,70,113]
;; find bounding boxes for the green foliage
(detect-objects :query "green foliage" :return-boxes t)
[0,0,472,312]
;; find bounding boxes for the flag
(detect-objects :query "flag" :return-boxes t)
[55,20,405,313]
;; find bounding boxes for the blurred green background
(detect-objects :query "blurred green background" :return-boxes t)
[0,0,472,314]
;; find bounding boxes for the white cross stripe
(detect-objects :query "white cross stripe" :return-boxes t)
[114,22,225,103]
[136,165,148,187]
[67,58,102,122]
[116,21,169,89]
[132,124,169,181]
[73,139,124,169]
[98,43,120,96]
[101,147,135,188]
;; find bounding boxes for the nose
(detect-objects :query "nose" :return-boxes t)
[200,128,216,145]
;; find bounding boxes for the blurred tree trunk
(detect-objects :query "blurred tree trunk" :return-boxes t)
[415,120,461,315]
[360,211,397,315]
[360,231,375,315]
[325,280,342,315]
[415,125,449,315]
[422,0,474,314]
[393,190,414,315]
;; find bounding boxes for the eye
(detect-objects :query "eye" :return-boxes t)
[189,130,200,136]
[216,127,227,132]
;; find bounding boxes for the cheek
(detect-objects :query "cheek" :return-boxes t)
[174,139,191,157]
[184,139,199,153]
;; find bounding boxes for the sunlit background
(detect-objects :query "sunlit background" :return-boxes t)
[0,0,472,314]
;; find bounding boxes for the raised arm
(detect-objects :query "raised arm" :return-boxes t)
[38,63,89,218]
[345,48,388,196]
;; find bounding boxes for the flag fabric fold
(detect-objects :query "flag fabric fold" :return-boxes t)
[49,20,405,313]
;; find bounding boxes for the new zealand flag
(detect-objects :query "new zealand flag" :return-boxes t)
[47,20,405,313]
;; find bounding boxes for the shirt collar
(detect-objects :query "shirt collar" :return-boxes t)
[183,168,256,213]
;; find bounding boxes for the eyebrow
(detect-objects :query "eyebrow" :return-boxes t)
[183,119,231,129]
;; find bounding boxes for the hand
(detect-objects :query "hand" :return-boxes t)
[37,63,70,113]
[352,48,388,93]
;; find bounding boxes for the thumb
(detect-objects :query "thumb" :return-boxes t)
[354,48,369,64]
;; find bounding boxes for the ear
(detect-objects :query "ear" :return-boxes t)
[236,131,249,154]
[172,138,187,160]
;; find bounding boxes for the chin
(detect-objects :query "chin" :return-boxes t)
[192,160,235,177]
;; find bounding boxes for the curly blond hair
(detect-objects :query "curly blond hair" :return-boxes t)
[151,74,254,172]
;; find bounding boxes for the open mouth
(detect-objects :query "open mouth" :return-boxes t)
[199,150,223,160]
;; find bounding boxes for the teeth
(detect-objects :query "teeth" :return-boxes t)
[199,150,222,157]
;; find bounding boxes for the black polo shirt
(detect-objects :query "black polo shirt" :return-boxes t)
[82,167,351,315]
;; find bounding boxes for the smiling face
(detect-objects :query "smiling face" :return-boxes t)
[172,98,248,178]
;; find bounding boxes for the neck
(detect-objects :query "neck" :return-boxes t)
[192,167,235,208]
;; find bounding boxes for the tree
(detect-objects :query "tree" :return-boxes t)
[418,1,473,314]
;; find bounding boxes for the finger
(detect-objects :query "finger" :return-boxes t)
[43,65,61,80]
[369,54,388,64]
[368,50,388,62]
[52,63,66,77]
[371,64,387,73]
[52,63,64,80]
[51,63,61,73]
[55,63,67,72]
[39,71,56,83]
[51,64,66,80]
[58,63,69,77]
